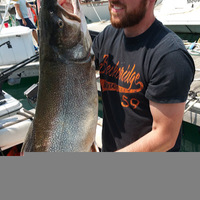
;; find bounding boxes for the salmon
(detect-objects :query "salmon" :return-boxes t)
[21,0,98,152]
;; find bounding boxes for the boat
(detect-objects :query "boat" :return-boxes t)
[0,0,39,79]
[0,90,22,119]
[183,51,200,127]
[80,0,109,23]
[154,0,200,34]
[0,26,39,86]
[0,89,34,154]
[0,51,38,155]
[0,1,40,155]
[81,0,200,34]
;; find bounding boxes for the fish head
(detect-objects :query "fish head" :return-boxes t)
[40,0,92,62]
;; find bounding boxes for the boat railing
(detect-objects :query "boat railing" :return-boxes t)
[0,53,39,99]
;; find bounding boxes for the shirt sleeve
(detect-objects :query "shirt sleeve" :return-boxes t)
[145,49,195,103]
[13,0,19,5]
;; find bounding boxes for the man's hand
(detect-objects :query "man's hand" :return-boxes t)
[22,18,27,26]
[31,4,36,9]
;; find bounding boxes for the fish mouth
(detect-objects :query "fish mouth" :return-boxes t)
[58,0,74,14]
[57,0,81,23]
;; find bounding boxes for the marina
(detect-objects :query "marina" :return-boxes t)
[0,0,200,154]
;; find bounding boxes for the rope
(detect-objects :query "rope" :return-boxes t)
[90,2,102,22]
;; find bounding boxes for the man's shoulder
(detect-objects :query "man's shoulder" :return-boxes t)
[150,20,187,54]
[13,0,21,4]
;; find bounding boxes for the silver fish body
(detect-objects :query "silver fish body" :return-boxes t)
[21,0,98,152]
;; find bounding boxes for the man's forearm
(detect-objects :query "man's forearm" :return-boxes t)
[115,129,176,152]
[115,102,185,152]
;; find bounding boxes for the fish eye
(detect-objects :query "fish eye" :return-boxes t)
[58,19,64,28]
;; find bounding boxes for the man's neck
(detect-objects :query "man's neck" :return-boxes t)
[124,16,155,38]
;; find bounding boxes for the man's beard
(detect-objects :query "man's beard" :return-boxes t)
[109,0,147,28]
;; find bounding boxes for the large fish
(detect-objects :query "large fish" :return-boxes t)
[21,0,98,152]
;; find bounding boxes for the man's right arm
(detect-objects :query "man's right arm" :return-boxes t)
[14,4,27,26]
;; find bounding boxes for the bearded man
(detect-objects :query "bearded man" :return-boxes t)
[92,0,195,152]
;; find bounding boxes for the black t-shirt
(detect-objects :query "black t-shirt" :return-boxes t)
[92,19,195,152]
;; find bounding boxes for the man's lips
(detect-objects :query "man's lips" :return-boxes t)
[110,3,125,13]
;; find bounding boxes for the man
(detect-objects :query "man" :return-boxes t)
[14,0,38,46]
[92,0,195,152]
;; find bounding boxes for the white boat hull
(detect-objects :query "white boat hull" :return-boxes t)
[0,108,33,151]
[81,1,110,23]
[154,0,200,33]
[0,26,36,66]
[0,91,22,119]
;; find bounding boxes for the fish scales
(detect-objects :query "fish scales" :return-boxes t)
[21,0,98,152]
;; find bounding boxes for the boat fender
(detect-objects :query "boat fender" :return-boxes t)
[189,42,196,50]
[31,8,37,24]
